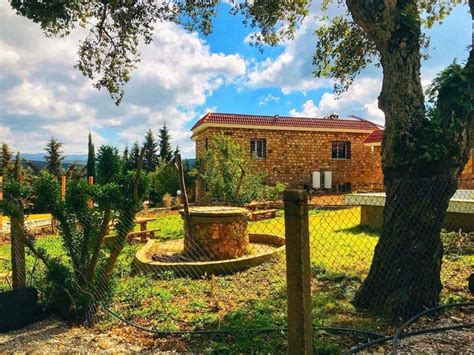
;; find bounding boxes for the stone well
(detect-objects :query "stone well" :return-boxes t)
[180,206,250,260]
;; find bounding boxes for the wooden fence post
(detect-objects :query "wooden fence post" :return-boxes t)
[11,175,26,290]
[284,189,313,354]
[0,176,3,237]
[87,176,94,208]
[61,176,66,201]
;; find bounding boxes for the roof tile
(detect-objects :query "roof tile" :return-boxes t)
[191,112,381,132]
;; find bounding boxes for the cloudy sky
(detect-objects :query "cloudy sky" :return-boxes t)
[0,1,471,158]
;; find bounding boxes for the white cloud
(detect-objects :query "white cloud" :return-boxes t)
[245,1,344,94]
[258,94,280,106]
[289,77,385,124]
[0,1,246,156]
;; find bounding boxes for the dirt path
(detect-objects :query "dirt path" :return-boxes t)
[0,319,145,353]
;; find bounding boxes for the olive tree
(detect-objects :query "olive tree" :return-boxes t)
[10,0,473,319]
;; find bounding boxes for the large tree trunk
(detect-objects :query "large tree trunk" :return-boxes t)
[349,0,473,319]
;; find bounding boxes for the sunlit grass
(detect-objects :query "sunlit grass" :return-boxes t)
[1,208,472,352]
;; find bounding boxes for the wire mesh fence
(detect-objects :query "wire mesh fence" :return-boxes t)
[0,179,473,352]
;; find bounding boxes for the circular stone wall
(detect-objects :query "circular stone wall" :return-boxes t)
[180,207,250,260]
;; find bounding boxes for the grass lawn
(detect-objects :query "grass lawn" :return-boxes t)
[1,207,472,352]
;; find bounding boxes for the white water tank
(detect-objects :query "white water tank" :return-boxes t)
[323,171,332,189]
[312,171,321,189]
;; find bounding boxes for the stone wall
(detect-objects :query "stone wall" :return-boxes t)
[195,127,382,191]
[194,128,474,199]
[460,149,474,189]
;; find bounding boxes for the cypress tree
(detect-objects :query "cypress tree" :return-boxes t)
[44,137,64,178]
[143,129,159,172]
[159,124,172,163]
[86,132,96,178]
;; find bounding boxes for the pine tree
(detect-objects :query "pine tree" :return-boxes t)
[1,143,12,177]
[86,132,96,178]
[143,129,159,172]
[12,152,22,181]
[159,124,172,163]
[129,142,141,170]
[96,145,121,184]
[122,146,130,170]
[44,137,64,178]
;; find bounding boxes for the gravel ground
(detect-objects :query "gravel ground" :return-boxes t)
[1,311,473,353]
[0,319,145,353]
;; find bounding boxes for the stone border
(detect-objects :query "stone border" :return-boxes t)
[133,233,285,277]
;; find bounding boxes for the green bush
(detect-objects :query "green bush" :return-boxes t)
[192,135,285,205]
[149,161,194,205]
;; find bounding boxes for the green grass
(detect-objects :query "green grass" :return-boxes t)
[1,208,472,352]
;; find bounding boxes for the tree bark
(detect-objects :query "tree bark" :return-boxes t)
[348,0,474,319]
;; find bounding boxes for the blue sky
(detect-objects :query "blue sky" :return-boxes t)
[0,1,471,158]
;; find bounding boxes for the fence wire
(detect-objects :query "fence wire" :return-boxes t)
[0,179,473,353]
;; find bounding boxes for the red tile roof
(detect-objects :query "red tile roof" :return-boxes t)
[363,129,384,145]
[191,112,382,132]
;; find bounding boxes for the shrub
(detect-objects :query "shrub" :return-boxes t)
[192,135,282,205]
[149,161,194,205]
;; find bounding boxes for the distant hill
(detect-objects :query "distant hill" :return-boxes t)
[21,153,88,163]
[23,160,85,170]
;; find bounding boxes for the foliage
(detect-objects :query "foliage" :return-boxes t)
[96,145,122,184]
[192,135,283,205]
[87,132,96,178]
[149,160,194,205]
[1,143,13,177]
[126,143,141,172]
[28,161,149,320]
[143,129,159,173]
[44,137,64,178]
[159,124,173,163]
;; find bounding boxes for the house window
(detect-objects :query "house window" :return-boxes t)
[333,182,352,193]
[332,141,351,159]
[250,139,266,159]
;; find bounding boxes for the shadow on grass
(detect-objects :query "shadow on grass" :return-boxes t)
[335,224,381,237]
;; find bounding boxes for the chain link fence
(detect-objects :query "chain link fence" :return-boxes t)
[1,179,473,352]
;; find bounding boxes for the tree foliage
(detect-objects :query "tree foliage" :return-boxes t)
[143,129,159,172]
[87,132,96,178]
[96,145,122,184]
[149,159,194,205]
[193,135,284,205]
[44,137,64,179]
[158,124,173,163]
[22,148,149,319]
[1,143,13,178]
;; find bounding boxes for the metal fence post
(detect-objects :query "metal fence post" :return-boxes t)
[284,189,313,354]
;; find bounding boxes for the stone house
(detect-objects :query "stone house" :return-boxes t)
[362,129,474,189]
[191,112,385,195]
